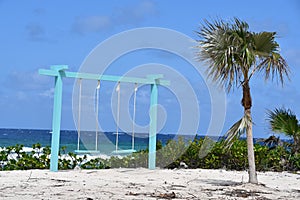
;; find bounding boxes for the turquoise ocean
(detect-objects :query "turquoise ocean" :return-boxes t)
[0,128,194,154]
[0,129,289,155]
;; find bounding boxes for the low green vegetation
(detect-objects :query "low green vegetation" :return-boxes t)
[1,137,299,171]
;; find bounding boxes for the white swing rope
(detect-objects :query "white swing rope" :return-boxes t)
[115,82,138,152]
[115,82,121,152]
[132,83,138,150]
[77,78,82,151]
[95,80,100,151]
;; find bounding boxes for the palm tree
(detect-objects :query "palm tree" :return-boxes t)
[267,107,300,153]
[196,18,289,184]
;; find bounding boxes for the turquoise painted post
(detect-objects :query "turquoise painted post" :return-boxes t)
[50,65,68,172]
[148,82,158,169]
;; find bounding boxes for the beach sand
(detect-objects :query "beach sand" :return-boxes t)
[0,168,299,199]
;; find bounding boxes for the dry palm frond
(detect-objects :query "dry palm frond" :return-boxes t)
[223,115,251,149]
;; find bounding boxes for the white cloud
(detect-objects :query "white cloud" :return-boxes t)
[71,0,158,35]
[72,15,112,35]
[26,23,46,41]
[32,8,46,16]
[16,91,27,100]
[39,88,54,98]
[114,0,157,25]
[5,70,52,91]
[285,49,300,66]
[249,18,289,37]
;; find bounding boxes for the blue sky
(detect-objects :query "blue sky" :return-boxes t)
[0,0,299,138]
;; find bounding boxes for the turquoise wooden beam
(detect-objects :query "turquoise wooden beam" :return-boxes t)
[49,65,67,172]
[39,68,170,86]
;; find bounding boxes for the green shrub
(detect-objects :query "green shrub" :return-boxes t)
[1,139,299,171]
[81,158,109,169]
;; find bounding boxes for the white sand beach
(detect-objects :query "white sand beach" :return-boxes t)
[0,168,299,199]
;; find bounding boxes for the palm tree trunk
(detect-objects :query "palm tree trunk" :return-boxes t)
[245,109,258,183]
[242,82,258,184]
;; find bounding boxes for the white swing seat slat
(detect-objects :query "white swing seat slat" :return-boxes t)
[111,149,137,154]
[74,150,101,154]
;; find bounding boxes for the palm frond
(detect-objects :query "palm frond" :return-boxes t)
[257,135,281,148]
[253,32,278,55]
[195,17,289,92]
[262,52,290,85]
[223,114,251,149]
[253,32,290,85]
[267,108,300,137]
[196,18,256,92]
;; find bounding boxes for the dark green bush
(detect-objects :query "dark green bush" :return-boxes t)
[81,158,109,169]
[154,137,299,172]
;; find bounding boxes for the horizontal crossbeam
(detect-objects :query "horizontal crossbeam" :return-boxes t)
[39,67,170,86]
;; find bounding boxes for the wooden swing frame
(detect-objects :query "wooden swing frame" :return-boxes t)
[39,65,170,172]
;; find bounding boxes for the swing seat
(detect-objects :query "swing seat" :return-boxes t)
[111,149,137,154]
[74,150,101,154]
